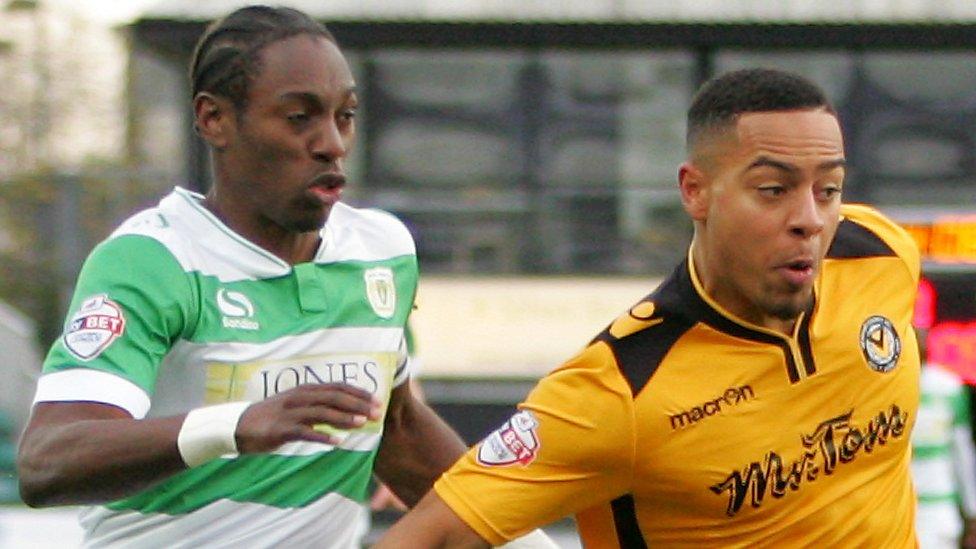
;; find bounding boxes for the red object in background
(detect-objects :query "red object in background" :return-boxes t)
[914,277,936,330]
[914,271,976,384]
[926,321,976,384]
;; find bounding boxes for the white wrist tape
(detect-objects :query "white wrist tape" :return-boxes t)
[177,401,252,468]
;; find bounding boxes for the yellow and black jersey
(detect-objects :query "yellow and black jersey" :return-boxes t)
[435,204,921,548]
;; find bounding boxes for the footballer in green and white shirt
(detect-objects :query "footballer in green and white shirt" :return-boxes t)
[912,362,976,549]
[33,187,417,547]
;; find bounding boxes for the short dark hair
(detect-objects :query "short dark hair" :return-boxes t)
[189,5,337,110]
[686,68,834,150]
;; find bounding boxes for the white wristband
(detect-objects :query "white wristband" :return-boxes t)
[177,401,252,467]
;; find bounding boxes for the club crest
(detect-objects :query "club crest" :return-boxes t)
[859,315,901,373]
[364,267,396,319]
[477,410,541,467]
[63,294,126,361]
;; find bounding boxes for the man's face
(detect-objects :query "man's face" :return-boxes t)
[220,34,357,233]
[683,109,845,328]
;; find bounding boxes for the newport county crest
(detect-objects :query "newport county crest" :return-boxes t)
[859,315,901,373]
[364,267,396,319]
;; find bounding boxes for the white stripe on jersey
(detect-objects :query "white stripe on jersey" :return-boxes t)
[33,369,151,418]
[80,490,368,549]
[112,187,416,283]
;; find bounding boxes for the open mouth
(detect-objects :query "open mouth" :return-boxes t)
[307,173,346,205]
[311,173,346,190]
[786,260,813,273]
[778,259,815,287]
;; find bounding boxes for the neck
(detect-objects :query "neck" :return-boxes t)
[690,240,797,336]
[202,193,321,265]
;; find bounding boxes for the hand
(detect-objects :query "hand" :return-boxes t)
[370,482,407,512]
[234,383,382,453]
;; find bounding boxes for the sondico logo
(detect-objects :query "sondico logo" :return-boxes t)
[670,385,755,430]
[217,288,259,330]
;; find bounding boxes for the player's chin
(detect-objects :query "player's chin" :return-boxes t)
[768,293,813,321]
[287,205,332,232]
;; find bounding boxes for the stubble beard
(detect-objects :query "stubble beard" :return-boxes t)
[765,290,814,321]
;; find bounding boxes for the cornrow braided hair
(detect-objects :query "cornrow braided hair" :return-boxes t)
[189,5,336,110]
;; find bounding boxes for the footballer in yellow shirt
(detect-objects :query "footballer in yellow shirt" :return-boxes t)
[377,68,920,548]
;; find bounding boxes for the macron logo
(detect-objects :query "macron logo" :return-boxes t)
[669,385,755,430]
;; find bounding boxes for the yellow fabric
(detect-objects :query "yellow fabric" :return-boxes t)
[435,204,921,547]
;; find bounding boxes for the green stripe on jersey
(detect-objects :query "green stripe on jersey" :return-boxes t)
[912,446,952,460]
[42,235,199,391]
[107,449,375,514]
[917,493,960,505]
[190,256,416,344]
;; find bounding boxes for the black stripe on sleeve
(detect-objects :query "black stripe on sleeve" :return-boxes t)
[611,494,647,548]
[826,218,896,259]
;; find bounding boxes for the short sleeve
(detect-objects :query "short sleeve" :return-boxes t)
[35,235,196,417]
[434,341,636,545]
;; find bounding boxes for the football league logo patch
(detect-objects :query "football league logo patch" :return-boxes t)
[477,410,541,467]
[63,294,126,361]
[859,315,901,373]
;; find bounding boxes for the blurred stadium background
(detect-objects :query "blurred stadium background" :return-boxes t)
[2,0,976,546]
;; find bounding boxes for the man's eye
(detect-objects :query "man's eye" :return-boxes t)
[759,186,785,196]
[820,187,843,199]
[287,112,309,123]
[339,108,357,121]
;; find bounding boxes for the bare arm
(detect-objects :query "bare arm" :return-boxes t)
[18,402,185,506]
[372,380,467,507]
[374,489,489,549]
[18,383,380,507]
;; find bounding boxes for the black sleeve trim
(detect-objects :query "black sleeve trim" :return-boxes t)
[594,264,698,397]
[826,218,897,259]
[607,315,696,397]
[611,494,647,548]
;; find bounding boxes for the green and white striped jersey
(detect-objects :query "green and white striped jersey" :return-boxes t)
[911,363,976,541]
[33,187,418,548]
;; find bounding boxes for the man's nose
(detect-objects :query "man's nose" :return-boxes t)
[789,190,826,238]
[310,119,346,162]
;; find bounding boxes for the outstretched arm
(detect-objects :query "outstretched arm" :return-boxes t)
[18,383,380,506]
[374,489,489,549]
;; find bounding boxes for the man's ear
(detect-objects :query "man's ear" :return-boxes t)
[193,93,232,149]
[678,161,709,222]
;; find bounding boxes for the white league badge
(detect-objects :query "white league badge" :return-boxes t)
[63,294,126,361]
[477,410,541,467]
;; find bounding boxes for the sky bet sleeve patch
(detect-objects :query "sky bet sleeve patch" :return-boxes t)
[476,410,541,467]
[63,294,126,361]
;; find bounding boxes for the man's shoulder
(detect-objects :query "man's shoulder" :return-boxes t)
[828,204,920,278]
[330,202,409,232]
[590,270,697,396]
[109,187,191,241]
[325,202,416,260]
